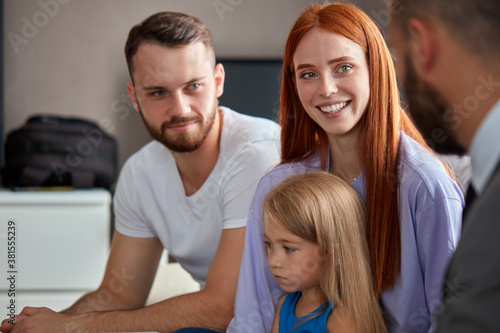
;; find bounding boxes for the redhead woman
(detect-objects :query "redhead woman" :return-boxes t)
[227,3,463,333]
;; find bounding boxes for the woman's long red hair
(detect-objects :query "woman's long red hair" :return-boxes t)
[279,2,430,292]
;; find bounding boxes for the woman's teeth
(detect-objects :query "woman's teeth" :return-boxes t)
[319,101,348,113]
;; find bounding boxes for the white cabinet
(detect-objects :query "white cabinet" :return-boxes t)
[0,189,111,313]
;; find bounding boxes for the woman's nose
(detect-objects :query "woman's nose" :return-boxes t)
[319,74,339,97]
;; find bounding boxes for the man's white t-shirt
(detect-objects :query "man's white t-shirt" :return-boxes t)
[113,107,281,286]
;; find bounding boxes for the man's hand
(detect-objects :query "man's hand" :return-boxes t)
[0,307,78,333]
[0,226,245,332]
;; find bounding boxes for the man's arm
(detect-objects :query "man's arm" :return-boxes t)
[63,230,164,314]
[0,230,163,332]
[123,226,245,331]
[1,227,244,333]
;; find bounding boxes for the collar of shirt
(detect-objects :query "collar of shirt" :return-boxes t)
[469,98,500,195]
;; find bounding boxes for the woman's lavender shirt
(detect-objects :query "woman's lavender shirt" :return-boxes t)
[227,132,463,333]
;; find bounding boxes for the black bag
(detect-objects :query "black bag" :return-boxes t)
[2,115,118,190]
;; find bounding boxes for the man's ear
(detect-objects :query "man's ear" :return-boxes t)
[406,18,439,74]
[214,63,225,98]
[126,82,140,112]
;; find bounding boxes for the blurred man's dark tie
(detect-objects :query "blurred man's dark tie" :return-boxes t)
[462,184,477,223]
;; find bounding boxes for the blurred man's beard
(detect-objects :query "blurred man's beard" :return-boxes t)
[403,55,466,155]
[138,100,218,153]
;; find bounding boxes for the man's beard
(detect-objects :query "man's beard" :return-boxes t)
[403,55,467,155]
[138,100,218,153]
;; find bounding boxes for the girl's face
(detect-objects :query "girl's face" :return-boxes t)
[264,218,323,293]
[293,28,370,141]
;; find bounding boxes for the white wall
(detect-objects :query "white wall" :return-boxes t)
[3,0,387,170]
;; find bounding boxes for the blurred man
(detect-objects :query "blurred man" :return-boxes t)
[389,0,500,331]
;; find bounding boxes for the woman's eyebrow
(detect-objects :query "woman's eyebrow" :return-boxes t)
[295,56,355,71]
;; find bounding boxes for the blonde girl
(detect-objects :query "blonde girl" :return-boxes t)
[262,172,386,333]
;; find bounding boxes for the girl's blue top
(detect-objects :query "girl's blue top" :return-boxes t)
[279,291,333,333]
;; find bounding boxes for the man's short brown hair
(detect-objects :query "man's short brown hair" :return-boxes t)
[125,12,214,81]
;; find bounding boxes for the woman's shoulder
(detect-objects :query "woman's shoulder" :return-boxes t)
[256,156,324,192]
[399,132,443,171]
[398,132,463,201]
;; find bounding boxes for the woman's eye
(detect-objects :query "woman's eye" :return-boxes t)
[300,72,317,79]
[264,241,273,249]
[338,65,353,73]
[284,246,295,253]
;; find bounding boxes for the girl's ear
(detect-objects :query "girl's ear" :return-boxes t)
[319,247,329,261]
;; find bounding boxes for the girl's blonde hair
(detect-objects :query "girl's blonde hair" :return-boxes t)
[263,172,387,332]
